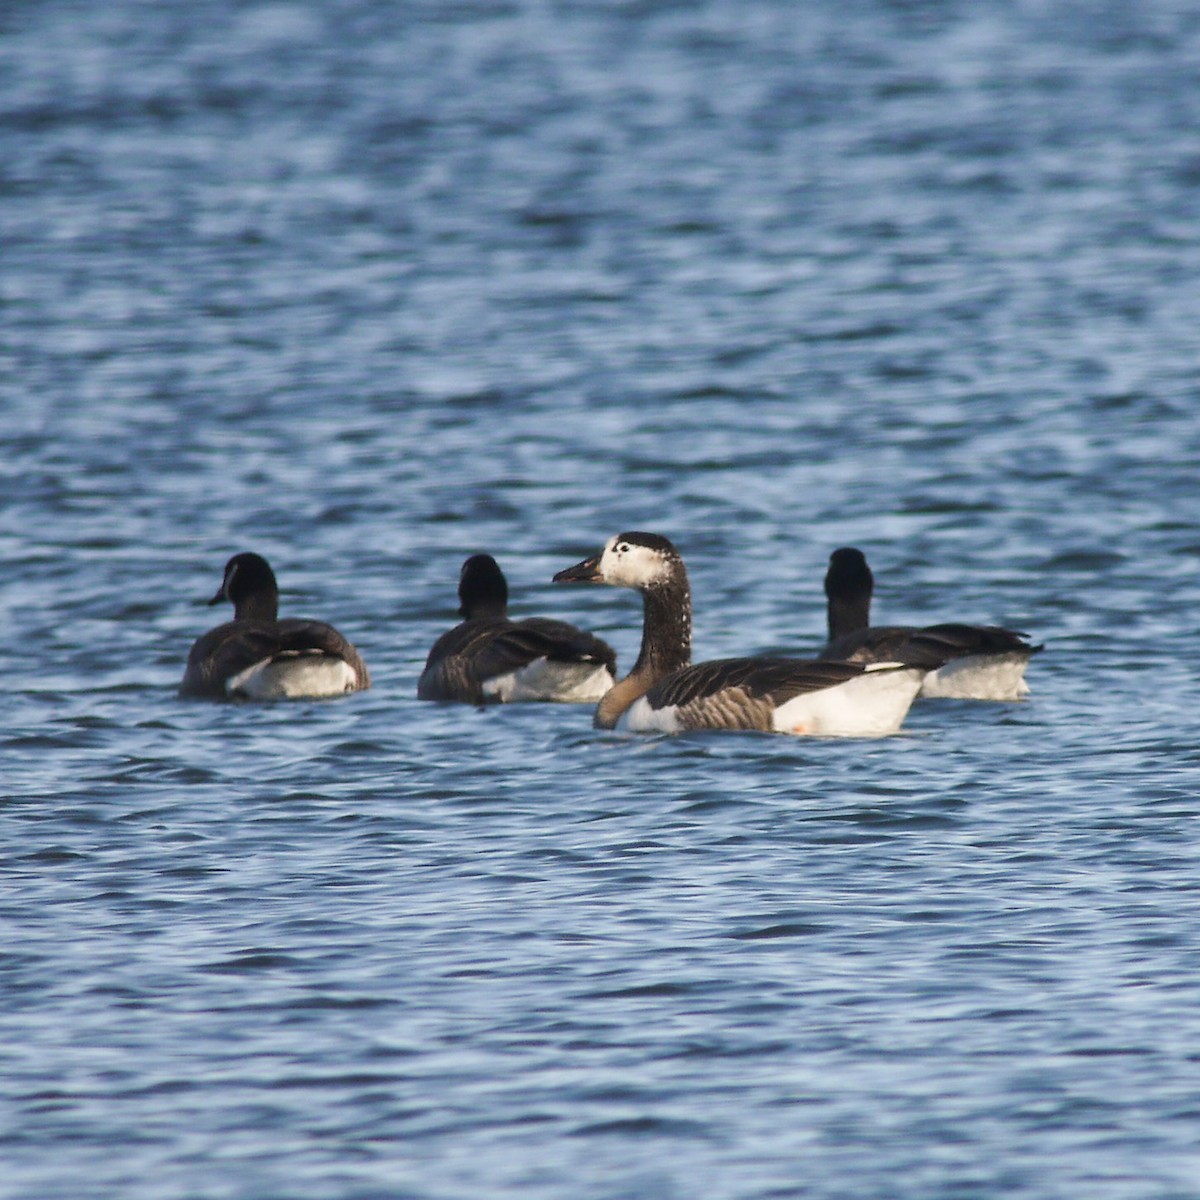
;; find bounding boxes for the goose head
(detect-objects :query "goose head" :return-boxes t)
[553,532,683,591]
[209,552,279,621]
[825,547,874,604]
[458,554,509,619]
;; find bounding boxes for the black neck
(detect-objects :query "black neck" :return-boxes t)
[235,592,278,622]
[633,577,692,683]
[459,557,509,620]
[827,590,870,640]
[461,597,507,620]
[825,550,874,639]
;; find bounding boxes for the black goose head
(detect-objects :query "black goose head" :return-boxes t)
[458,554,509,619]
[825,547,874,637]
[209,552,279,622]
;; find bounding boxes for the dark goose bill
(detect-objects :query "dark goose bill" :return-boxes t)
[553,554,602,584]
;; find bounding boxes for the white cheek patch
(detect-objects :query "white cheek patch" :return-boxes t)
[603,540,667,588]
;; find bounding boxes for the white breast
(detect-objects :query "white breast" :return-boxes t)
[618,695,683,734]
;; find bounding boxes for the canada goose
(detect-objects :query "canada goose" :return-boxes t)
[179,552,370,700]
[553,532,923,736]
[820,547,1042,700]
[418,553,617,704]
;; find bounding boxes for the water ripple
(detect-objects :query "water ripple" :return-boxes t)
[4,1,1200,1198]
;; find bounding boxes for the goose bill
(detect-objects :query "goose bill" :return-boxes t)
[552,554,603,584]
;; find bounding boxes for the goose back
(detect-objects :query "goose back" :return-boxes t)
[820,548,1042,700]
[418,555,617,704]
[179,554,370,700]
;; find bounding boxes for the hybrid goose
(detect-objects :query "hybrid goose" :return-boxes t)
[418,553,617,704]
[179,552,370,700]
[819,547,1041,700]
[553,532,923,736]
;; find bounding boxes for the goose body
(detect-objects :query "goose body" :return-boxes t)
[179,553,370,701]
[819,547,1041,701]
[554,533,923,737]
[418,554,616,704]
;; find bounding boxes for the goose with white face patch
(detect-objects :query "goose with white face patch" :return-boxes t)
[418,554,617,704]
[819,547,1042,701]
[179,552,370,701]
[553,533,924,737]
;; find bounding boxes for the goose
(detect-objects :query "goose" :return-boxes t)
[819,547,1042,700]
[552,532,923,736]
[417,553,617,704]
[179,552,370,700]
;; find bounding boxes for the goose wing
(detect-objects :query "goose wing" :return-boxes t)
[181,618,367,697]
[419,617,616,702]
[418,618,510,701]
[469,618,615,682]
[511,618,617,672]
[270,618,367,674]
[915,623,1041,655]
[421,618,509,668]
[648,657,868,709]
[638,657,885,733]
[823,623,1040,668]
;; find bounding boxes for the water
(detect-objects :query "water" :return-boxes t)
[4,0,1200,1196]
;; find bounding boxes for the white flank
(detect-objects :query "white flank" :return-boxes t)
[919,652,1032,701]
[227,654,357,700]
[482,659,616,704]
[771,665,925,737]
[619,695,682,734]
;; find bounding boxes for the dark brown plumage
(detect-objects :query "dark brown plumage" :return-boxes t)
[819,547,1041,699]
[179,553,369,700]
[418,554,616,704]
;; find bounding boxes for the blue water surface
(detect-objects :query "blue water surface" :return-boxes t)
[3,1,1200,1197]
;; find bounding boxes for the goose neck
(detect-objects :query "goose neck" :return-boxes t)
[634,577,692,680]
[235,593,279,622]
[827,591,871,640]
[593,571,692,731]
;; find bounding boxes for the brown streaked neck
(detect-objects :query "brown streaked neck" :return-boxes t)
[595,575,692,729]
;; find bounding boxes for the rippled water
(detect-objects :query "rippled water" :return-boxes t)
[4,1,1200,1196]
